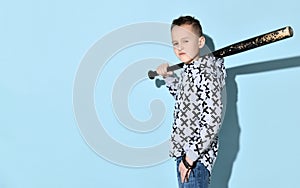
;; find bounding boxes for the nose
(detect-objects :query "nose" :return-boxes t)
[177,44,183,51]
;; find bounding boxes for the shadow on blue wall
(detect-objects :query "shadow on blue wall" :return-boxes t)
[210,56,300,188]
[203,35,300,188]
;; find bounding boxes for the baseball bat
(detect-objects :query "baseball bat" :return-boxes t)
[148,26,294,79]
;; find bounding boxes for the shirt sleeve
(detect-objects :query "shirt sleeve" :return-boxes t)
[164,73,180,98]
[185,56,226,161]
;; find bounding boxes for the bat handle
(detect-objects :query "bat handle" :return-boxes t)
[147,62,184,79]
[148,70,158,80]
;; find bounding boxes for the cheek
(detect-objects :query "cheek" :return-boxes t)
[192,42,200,50]
[173,47,179,54]
[186,44,199,56]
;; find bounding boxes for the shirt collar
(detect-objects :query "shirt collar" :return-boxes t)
[183,59,200,70]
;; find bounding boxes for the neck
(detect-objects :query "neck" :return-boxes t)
[184,54,200,64]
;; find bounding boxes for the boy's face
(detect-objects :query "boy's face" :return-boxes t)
[171,24,205,63]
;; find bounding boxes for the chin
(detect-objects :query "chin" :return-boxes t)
[179,57,193,64]
[176,55,188,62]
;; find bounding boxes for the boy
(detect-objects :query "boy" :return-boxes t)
[156,16,226,188]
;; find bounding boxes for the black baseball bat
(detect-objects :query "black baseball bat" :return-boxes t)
[148,26,293,80]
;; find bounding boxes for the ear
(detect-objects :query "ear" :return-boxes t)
[198,36,206,49]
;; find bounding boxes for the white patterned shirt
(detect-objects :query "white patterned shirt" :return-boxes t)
[164,55,226,174]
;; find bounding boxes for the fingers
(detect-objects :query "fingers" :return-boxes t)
[156,63,173,77]
[179,161,191,183]
[179,162,185,183]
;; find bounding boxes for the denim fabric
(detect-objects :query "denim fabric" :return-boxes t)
[176,157,209,188]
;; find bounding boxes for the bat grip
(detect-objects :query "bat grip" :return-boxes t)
[147,70,158,80]
[147,62,184,79]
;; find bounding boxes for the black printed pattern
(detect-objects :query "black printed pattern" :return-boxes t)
[165,55,226,174]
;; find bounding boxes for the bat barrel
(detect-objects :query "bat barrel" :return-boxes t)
[213,26,294,58]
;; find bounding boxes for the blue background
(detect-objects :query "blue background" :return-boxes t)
[1,0,300,187]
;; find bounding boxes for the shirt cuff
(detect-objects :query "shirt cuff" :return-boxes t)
[184,143,198,162]
[186,149,199,162]
[164,74,177,86]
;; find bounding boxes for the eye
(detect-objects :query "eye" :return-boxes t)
[183,40,189,43]
[172,42,179,47]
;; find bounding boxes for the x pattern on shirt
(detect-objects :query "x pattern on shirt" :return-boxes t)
[165,55,226,174]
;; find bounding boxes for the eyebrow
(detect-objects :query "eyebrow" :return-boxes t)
[172,37,190,42]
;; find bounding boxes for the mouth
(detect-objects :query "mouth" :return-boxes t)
[179,52,186,56]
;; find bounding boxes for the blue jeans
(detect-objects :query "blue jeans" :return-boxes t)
[176,157,209,188]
